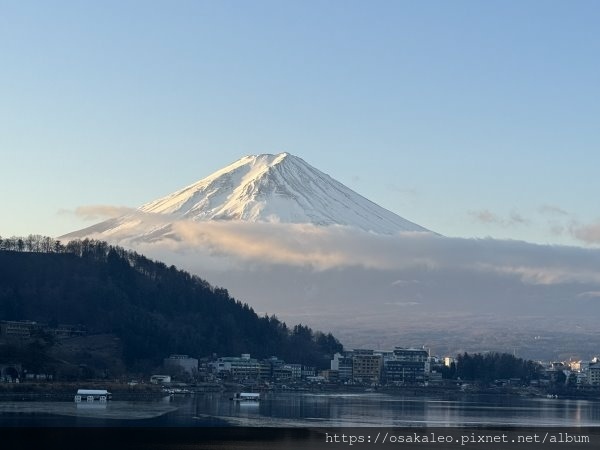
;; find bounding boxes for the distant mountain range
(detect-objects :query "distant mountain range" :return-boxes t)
[62,153,430,241]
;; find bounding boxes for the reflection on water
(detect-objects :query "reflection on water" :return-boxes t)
[185,392,600,427]
[76,402,107,411]
[0,398,178,425]
[0,393,599,427]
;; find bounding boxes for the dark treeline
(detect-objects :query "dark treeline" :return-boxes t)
[0,235,342,370]
[0,234,65,253]
[443,352,542,383]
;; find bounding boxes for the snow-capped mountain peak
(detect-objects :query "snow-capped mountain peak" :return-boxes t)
[62,152,431,240]
[137,152,429,233]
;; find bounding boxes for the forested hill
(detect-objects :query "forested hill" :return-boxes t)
[0,236,342,369]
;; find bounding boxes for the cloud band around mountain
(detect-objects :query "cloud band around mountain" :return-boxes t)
[68,210,600,287]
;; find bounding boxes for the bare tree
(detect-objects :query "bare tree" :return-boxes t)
[54,240,64,253]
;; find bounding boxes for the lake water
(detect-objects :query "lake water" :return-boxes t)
[1,392,599,427]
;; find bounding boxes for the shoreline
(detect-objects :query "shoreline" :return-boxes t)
[1,381,600,402]
[0,381,166,402]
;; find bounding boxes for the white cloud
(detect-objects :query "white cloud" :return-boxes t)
[469,209,503,225]
[81,215,600,287]
[539,204,569,216]
[469,209,529,227]
[509,212,528,225]
[571,222,600,245]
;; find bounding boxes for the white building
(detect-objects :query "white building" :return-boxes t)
[164,354,198,376]
[331,352,353,381]
[215,354,261,379]
[283,364,302,379]
[74,389,111,402]
[588,363,600,385]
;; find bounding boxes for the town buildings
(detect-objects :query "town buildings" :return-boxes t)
[211,354,315,382]
[384,348,429,384]
[330,347,433,385]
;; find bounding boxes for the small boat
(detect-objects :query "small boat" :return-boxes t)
[163,387,193,396]
[230,392,260,402]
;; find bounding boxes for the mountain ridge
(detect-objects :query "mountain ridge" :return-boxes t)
[0,239,343,372]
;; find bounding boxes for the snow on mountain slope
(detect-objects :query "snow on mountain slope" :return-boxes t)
[63,153,430,239]
[140,153,428,233]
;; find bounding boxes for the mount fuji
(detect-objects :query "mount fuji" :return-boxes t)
[63,152,430,240]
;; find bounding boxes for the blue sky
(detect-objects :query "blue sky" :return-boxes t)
[1,0,599,246]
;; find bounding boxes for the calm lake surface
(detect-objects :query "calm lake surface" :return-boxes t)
[1,392,600,427]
